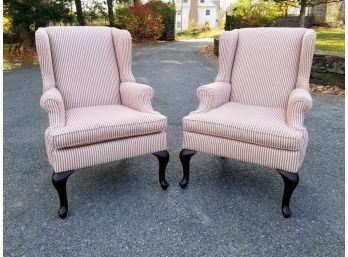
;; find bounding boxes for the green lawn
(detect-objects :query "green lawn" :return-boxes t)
[176,28,223,41]
[176,26,345,54]
[314,27,345,54]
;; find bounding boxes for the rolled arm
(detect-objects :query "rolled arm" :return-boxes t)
[287,88,313,130]
[40,88,66,128]
[190,82,231,115]
[120,82,158,113]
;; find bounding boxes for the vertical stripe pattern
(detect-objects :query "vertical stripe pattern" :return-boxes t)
[190,82,231,115]
[230,28,306,108]
[45,105,167,149]
[35,28,56,92]
[45,26,121,109]
[112,29,136,83]
[49,132,167,172]
[296,29,316,90]
[214,30,239,83]
[184,102,306,151]
[183,131,307,173]
[36,26,168,173]
[183,28,316,173]
[287,88,312,130]
[40,88,66,128]
[120,82,158,113]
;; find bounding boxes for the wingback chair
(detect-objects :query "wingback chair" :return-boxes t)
[179,28,316,217]
[36,26,169,218]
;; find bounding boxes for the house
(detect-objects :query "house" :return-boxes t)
[175,0,220,31]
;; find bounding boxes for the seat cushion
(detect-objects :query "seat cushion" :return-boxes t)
[46,105,167,149]
[183,102,306,151]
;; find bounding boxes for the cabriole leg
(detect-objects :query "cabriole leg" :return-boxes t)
[153,150,170,190]
[278,170,299,218]
[179,149,196,189]
[52,170,74,219]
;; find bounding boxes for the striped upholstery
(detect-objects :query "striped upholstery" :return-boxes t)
[184,28,316,173]
[189,82,231,115]
[229,28,307,109]
[48,132,167,172]
[45,105,167,149]
[40,87,65,128]
[120,82,159,113]
[36,26,168,173]
[183,132,307,173]
[44,26,121,109]
[184,102,306,151]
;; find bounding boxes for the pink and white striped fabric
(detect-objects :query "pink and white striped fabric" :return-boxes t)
[183,132,307,173]
[184,102,306,151]
[49,132,167,172]
[184,28,316,173]
[36,26,167,173]
[45,105,167,149]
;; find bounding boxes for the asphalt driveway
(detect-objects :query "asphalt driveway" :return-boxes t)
[4,40,344,256]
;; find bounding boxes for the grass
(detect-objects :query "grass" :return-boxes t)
[176,28,223,41]
[314,27,344,54]
[176,26,344,54]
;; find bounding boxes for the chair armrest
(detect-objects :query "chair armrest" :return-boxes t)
[287,88,312,130]
[120,82,158,113]
[40,88,66,128]
[190,82,231,115]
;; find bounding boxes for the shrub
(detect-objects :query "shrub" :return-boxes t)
[177,24,211,36]
[146,0,175,40]
[230,0,282,28]
[116,4,164,41]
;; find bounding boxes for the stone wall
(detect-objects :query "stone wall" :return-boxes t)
[311,52,344,88]
[213,36,345,88]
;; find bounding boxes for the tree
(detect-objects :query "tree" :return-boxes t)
[189,0,198,25]
[133,0,141,6]
[275,0,344,27]
[6,0,72,51]
[75,0,85,25]
[107,0,115,26]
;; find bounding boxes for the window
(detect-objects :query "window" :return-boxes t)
[206,10,210,15]
[183,0,188,3]
[176,10,182,15]
[176,22,182,29]
[200,0,205,3]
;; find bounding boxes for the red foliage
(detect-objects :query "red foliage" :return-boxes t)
[123,5,163,42]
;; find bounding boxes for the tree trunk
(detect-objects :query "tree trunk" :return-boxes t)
[299,0,306,27]
[17,25,34,52]
[107,0,115,27]
[75,0,85,26]
[189,0,198,26]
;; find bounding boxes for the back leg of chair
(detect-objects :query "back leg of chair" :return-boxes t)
[153,150,170,190]
[52,170,74,219]
[278,170,299,218]
[179,149,196,189]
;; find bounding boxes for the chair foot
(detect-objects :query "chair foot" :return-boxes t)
[153,150,170,190]
[179,149,196,189]
[278,170,299,218]
[52,170,74,219]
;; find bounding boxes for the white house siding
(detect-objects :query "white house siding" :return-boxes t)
[175,0,218,31]
[198,5,218,28]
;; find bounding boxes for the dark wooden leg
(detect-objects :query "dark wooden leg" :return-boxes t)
[153,150,170,190]
[179,149,196,189]
[278,170,299,218]
[52,170,74,219]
